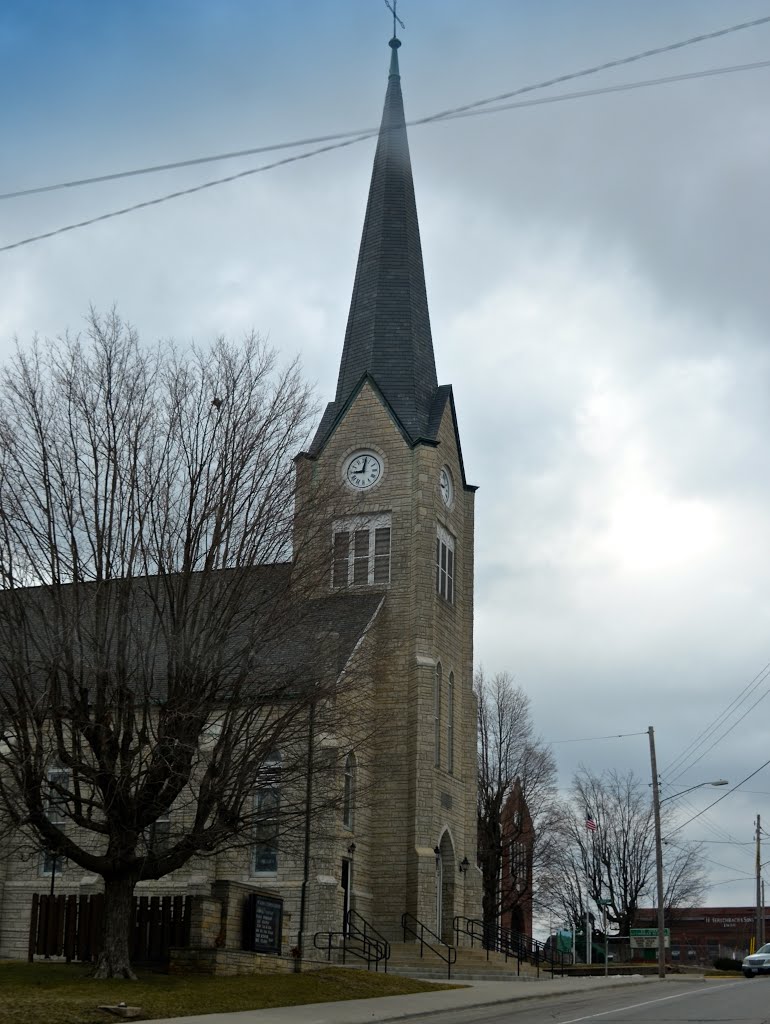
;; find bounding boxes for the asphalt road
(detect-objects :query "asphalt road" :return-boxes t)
[395,978,770,1024]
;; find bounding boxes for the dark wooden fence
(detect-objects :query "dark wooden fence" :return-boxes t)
[28,893,191,965]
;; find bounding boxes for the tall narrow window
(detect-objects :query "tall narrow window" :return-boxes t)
[42,768,69,876]
[436,526,455,604]
[447,672,454,774]
[254,752,281,874]
[148,816,172,854]
[343,752,356,830]
[510,841,528,892]
[434,663,442,767]
[332,515,391,587]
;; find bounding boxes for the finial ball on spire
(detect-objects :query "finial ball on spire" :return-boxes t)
[389,37,401,49]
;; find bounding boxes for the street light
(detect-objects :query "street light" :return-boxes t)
[659,780,728,804]
[649,730,727,981]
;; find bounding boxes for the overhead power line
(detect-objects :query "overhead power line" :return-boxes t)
[549,731,648,744]
[437,60,770,124]
[663,793,756,865]
[3,56,769,256]
[0,132,373,253]
[4,11,770,203]
[664,756,770,841]
[662,660,770,782]
[410,14,770,128]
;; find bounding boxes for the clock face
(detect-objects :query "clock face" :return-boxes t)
[439,466,454,507]
[345,451,382,490]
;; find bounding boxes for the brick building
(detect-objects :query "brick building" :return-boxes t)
[499,780,534,938]
[635,907,770,963]
[0,32,482,958]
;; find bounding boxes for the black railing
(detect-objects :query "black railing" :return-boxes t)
[313,911,390,972]
[401,911,457,979]
[453,916,570,978]
[347,910,391,972]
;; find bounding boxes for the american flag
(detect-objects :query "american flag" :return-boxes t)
[585,810,597,832]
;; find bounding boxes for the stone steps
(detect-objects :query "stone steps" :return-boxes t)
[382,942,544,982]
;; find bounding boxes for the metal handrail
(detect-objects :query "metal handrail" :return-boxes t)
[313,928,388,970]
[401,911,457,979]
[346,910,391,972]
[453,916,570,978]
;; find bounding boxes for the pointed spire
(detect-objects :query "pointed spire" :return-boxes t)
[310,35,439,452]
[389,35,401,77]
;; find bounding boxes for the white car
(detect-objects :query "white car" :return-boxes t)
[742,943,770,977]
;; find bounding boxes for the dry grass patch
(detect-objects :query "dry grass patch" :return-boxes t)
[0,961,459,1024]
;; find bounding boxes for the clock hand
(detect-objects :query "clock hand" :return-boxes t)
[361,457,368,473]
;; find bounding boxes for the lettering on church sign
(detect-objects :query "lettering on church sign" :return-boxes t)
[242,893,283,954]
[630,928,670,949]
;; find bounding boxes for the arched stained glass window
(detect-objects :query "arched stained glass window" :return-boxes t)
[447,672,454,774]
[434,663,442,767]
[343,752,356,830]
[254,751,281,874]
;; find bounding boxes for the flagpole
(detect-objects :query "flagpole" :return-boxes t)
[586,860,591,965]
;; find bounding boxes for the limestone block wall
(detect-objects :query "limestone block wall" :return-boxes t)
[294,381,482,942]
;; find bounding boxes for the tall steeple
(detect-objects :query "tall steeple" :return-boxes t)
[310,35,439,453]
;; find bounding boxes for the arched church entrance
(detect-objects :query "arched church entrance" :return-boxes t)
[437,830,456,944]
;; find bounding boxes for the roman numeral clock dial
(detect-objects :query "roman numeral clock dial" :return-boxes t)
[344,451,383,490]
[439,466,454,507]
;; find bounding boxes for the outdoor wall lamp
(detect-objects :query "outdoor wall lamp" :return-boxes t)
[459,856,470,875]
[347,843,356,857]
[434,845,441,867]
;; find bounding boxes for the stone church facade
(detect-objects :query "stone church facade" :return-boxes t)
[0,34,482,958]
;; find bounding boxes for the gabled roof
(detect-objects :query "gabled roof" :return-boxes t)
[310,36,438,454]
[0,568,384,696]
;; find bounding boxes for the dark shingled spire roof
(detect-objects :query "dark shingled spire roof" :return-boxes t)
[310,36,439,453]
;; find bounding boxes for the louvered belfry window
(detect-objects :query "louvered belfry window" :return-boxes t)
[332,515,391,587]
[436,525,455,604]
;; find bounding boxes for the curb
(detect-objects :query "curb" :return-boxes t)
[367,977,659,1023]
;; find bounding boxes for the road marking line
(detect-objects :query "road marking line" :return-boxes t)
[558,981,744,1023]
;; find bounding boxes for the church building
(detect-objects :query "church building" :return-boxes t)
[0,32,482,959]
[292,30,481,945]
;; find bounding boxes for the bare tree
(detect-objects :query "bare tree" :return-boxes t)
[475,669,559,932]
[0,310,363,978]
[542,767,707,938]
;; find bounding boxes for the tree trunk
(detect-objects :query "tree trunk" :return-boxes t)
[93,875,138,979]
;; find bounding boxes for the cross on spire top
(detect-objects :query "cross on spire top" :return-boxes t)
[384,0,405,40]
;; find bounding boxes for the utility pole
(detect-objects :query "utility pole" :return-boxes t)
[756,815,762,950]
[757,876,765,946]
[762,880,766,946]
[648,725,666,979]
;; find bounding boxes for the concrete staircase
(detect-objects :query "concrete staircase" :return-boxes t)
[384,941,548,982]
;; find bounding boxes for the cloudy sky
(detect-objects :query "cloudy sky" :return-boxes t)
[3,0,770,912]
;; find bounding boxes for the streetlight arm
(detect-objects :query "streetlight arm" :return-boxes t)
[659,780,728,804]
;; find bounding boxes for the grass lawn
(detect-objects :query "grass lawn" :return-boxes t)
[0,961,458,1024]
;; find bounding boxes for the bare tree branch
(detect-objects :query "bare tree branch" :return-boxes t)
[0,310,366,977]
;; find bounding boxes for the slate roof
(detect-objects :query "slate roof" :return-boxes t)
[251,591,384,680]
[0,567,384,695]
[310,37,439,454]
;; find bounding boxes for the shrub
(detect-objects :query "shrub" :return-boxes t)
[712,957,743,973]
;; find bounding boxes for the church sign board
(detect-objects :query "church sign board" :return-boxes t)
[630,927,670,949]
[242,893,283,954]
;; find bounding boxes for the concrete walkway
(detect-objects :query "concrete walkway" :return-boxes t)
[149,974,694,1024]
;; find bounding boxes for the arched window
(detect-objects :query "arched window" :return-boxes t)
[510,840,528,892]
[447,672,454,774]
[343,752,356,830]
[254,751,281,874]
[42,767,69,876]
[434,663,442,767]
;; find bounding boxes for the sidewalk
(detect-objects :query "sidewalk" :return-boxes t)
[149,974,683,1024]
